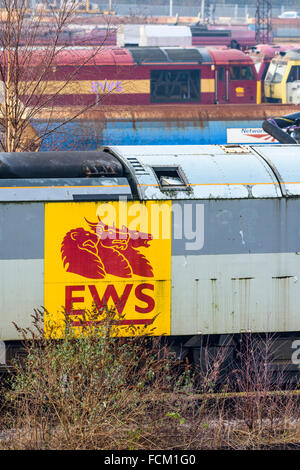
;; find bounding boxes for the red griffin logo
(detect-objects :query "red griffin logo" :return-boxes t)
[61,217,154,280]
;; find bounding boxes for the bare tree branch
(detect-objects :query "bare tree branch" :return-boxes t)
[0,0,117,151]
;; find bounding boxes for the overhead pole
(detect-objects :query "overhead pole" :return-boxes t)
[200,0,205,22]
[204,0,210,24]
[255,0,272,44]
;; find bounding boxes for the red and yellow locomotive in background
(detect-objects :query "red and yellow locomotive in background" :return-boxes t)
[16,46,260,107]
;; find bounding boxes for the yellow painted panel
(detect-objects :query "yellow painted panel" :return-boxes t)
[235,87,244,97]
[20,79,150,95]
[271,82,285,102]
[256,81,261,104]
[201,79,215,93]
[44,201,172,338]
[264,82,270,98]
[22,78,215,96]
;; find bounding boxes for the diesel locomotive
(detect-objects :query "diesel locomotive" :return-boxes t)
[16,46,259,107]
[1,144,300,372]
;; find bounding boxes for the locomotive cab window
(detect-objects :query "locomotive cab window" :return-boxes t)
[229,65,254,80]
[271,62,287,83]
[150,69,200,103]
[218,67,224,81]
[287,66,300,82]
[151,166,188,190]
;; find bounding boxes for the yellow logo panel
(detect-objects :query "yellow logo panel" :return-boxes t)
[235,87,244,97]
[44,201,172,337]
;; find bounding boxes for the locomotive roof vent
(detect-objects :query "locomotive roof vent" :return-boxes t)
[112,50,128,55]
[219,145,249,154]
[151,165,188,190]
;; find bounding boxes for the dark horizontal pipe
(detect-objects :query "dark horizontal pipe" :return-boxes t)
[0,151,124,179]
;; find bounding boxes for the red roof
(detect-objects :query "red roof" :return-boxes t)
[48,47,134,66]
[208,48,252,64]
[0,47,135,67]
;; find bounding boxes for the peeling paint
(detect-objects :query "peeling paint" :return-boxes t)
[239,230,246,245]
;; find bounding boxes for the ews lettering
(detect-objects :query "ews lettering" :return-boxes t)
[91,80,123,93]
[65,283,156,316]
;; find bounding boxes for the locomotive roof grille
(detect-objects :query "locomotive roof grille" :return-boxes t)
[190,27,232,38]
[128,47,169,64]
[128,47,210,64]
[164,48,205,63]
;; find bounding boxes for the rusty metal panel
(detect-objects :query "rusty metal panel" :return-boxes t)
[35,104,300,152]
[171,253,300,335]
[171,197,300,335]
[35,103,300,122]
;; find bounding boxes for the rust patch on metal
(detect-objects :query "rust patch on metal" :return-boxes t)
[220,144,249,154]
[34,104,300,123]
[272,276,294,279]
[231,277,254,280]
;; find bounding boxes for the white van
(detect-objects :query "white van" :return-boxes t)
[278,11,300,18]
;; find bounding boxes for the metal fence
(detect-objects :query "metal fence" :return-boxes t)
[97,2,287,20]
